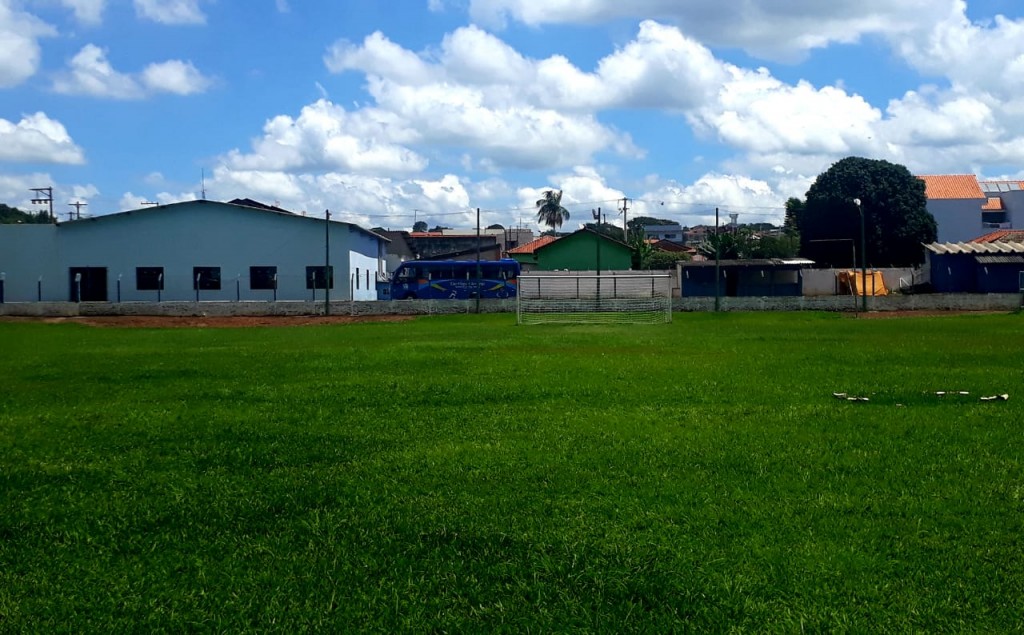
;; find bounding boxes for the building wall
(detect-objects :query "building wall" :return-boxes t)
[537,233,633,271]
[928,199,985,243]
[643,224,683,241]
[4,293,1019,318]
[0,225,61,301]
[0,201,385,302]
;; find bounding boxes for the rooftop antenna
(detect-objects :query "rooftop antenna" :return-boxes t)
[201,168,207,200]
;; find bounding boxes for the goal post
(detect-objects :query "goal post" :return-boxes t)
[516,273,673,325]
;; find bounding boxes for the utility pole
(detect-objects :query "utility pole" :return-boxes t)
[620,196,630,242]
[475,207,482,314]
[69,201,87,220]
[30,187,54,223]
[714,207,721,312]
[855,198,867,313]
[324,209,331,316]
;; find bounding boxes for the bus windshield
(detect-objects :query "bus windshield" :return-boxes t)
[390,259,520,300]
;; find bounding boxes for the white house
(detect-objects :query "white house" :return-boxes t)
[0,199,388,303]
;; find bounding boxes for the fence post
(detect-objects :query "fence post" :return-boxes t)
[38,276,42,302]
[236,274,241,302]
[195,273,201,302]
[0,272,5,304]
[117,274,122,303]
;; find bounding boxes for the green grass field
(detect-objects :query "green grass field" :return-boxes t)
[2,312,1023,631]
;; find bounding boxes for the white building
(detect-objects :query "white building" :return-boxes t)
[642,224,684,241]
[0,199,387,303]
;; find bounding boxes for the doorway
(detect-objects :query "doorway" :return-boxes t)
[69,267,108,302]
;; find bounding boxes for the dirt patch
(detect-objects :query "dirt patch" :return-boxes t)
[0,315,416,328]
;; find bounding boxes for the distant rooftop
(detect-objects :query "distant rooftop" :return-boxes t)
[917,175,985,200]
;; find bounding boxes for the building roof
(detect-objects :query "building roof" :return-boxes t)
[925,241,1024,255]
[971,229,1024,243]
[679,258,812,268]
[917,175,985,200]
[60,199,387,243]
[227,198,294,214]
[981,197,1005,211]
[975,254,1024,264]
[508,235,558,254]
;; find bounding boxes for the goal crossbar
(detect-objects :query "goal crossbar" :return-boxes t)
[516,273,672,325]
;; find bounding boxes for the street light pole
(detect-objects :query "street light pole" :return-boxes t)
[325,209,331,316]
[714,207,720,312]
[854,198,866,313]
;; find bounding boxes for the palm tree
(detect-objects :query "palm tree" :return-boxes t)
[535,190,570,231]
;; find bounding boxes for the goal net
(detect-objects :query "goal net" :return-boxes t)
[516,273,673,325]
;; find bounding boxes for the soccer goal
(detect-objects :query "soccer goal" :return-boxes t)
[516,273,673,325]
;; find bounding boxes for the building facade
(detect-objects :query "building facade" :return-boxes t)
[509,229,633,272]
[918,175,1024,243]
[0,200,387,303]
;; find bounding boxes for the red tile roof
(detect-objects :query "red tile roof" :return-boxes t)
[970,229,1024,243]
[981,197,1004,211]
[508,235,558,254]
[917,175,984,200]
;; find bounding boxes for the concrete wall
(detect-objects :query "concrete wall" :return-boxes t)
[802,267,921,296]
[3,293,1019,317]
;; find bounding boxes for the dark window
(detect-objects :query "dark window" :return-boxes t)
[306,266,334,289]
[356,267,360,290]
[136,267,164,291]
[250,266,277,290]
[193,266,221,290]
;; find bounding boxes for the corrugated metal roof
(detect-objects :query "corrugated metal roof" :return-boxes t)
[925,241,1024,254]
[975,254,1024,264]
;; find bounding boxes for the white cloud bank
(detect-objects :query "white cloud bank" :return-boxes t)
[0,113,86,165]
[53,44,212,98]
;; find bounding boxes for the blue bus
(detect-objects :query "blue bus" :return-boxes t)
[390,259,520,299]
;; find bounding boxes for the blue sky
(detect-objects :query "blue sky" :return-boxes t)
[2,0,1023,231]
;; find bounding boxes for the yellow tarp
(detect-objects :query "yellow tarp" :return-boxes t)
[837,270,889,296]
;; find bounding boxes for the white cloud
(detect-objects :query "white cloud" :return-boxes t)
[141,60,212,95]
[0,172,98,212]
[0,113,86,165]
[133,0,205,25]
[465,0,946,60]
[637,173,787,225]
[325,31,439,86]
[0,2,56,87]
[692,68,881,156]
[61,0,105,25]
[222,99,428,174]
[53,44,212,99]
[53,44,143,98]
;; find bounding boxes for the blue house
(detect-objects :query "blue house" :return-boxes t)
[0,199,388,303]
[925,242,1024,293]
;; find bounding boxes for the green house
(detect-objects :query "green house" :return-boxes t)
[509,228,633,271]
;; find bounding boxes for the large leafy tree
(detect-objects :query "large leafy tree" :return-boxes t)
[535,190,570,231]
[412,221,428,232]
[800,157,936,267]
